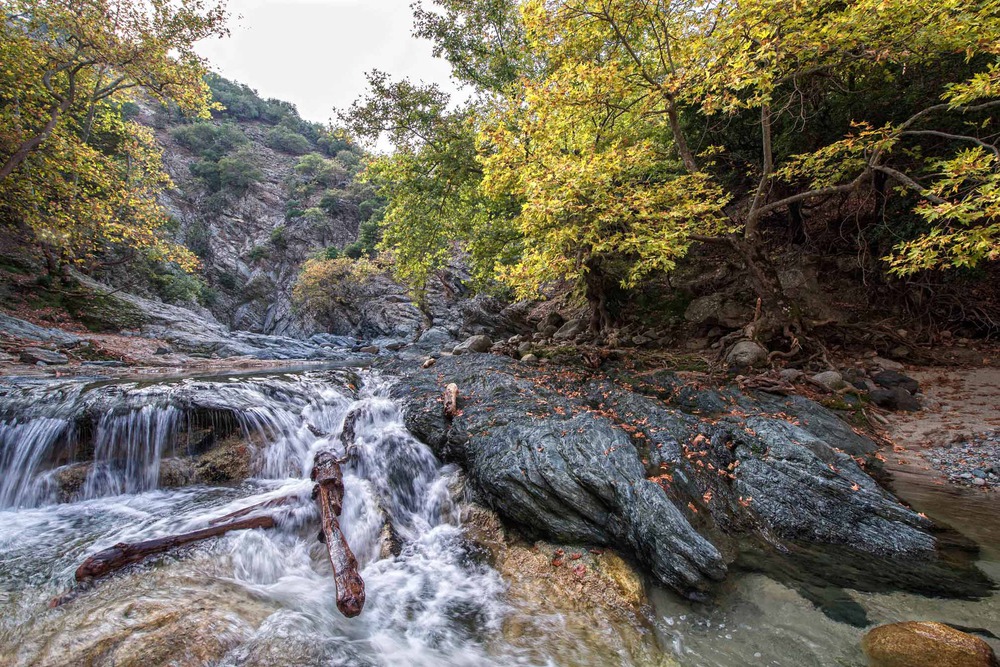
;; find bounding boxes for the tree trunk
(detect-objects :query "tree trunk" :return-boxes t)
[584,259,613,333]
[312,450,366,618]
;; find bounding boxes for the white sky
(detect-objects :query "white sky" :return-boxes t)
[195,0,457,126]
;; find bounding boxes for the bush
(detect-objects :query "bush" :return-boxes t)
[185,220,212,258]
[269,225,288,249]
[248,245,269,262]
[294,153,347,187]
[266,125,312,155]
[154,268,205,304]
[171,122,247,160]
[320,190,347,216]
[216,149,263,195]
[292,257,378,322]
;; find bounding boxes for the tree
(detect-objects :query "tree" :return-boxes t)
[343,71,519,293]
[512,0,1000,338]
[481,59,730,329]
[0,0,229,274]
[0,0,228,180]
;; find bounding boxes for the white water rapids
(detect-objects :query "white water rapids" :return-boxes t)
[1,367,1000,666]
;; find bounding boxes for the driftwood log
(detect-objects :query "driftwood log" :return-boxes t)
[56,456,367,618]
[311,450,366,617]
[74,514,276,584]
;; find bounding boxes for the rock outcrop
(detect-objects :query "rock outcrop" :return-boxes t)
[389,354,937,599]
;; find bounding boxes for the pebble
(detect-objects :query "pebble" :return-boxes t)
[922,430,1000,490]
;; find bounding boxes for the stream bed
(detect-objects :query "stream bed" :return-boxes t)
[0,366,997,666]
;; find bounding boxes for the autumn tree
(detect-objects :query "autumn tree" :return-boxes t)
[342,71,520,293]
[0,0,229,274]
[511,0,1000,340]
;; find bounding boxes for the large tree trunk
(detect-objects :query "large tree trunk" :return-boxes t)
[312,450,366,618]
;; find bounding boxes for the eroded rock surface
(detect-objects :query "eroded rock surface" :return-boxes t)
[389,354,936,598]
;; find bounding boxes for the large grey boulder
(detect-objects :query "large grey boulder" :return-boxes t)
[553,318,587,341]
[453,334,492,355]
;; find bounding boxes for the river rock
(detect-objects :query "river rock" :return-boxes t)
[389,354,935,599]
[553,318,586,341]
[870,387,921,412]
[538,311,565,331]
[862,621,999,667]
[453,334,492,355]
[812,370,846,390]
[19,347,69,365]
[725,340,768,368]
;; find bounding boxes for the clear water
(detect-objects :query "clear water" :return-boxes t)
[0,369,997,666]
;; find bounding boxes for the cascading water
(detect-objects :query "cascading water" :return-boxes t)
[0,369,519,666]
[3,367,1000,666]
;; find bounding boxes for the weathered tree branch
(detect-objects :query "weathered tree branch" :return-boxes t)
[312,450,366,617]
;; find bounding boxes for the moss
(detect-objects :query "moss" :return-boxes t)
[66,290,148,332]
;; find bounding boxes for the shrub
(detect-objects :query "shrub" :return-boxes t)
[266,125,312,155]
[248,245,269,262]
[292,257,378,321]
[171,121,247,160]
[269,225,288,249]
[216,149,263,195]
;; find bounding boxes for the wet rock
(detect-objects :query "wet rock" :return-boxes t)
[389,354,933,599]
[453,334,492,355]
[416,326,455,349]
[158,458,197,487]
[725,340,768,369]
[462,504,677,666]
[194,434,255,483]
[19,347,69,365]
[874,370,919,394]
[862,621,998,667]
[553,318,586,341]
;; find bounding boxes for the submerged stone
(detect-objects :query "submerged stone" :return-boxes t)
[862,621,999,667]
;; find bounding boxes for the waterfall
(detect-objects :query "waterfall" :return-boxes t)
[0,368,514,666]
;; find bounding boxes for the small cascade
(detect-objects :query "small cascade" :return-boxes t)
[0,368,514,665]
[0,370,357,509]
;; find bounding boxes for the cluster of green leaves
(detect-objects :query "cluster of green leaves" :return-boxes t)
[347,0,1000,323]
[171,121,263,196]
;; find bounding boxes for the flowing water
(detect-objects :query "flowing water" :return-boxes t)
[0,366,998,666]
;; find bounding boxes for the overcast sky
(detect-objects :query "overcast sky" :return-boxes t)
[195,0,457,126]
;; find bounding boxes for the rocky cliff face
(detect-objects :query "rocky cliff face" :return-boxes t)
[145,113,358,336]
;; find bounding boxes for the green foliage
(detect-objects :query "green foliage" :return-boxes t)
[292,257,379,323]
[248,245,269,262]
[266,125,313,155]
[171,122,247,160]
[269,225,288,249]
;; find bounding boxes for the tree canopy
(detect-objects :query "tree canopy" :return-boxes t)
[347,0,1000,330]
[0,0,229,272]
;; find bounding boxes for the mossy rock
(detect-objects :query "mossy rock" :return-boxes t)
[862,621,999,667]
[194,434,255,483]
[65,289,148,332]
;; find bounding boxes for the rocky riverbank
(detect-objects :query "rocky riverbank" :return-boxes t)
[384,351,968,600]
